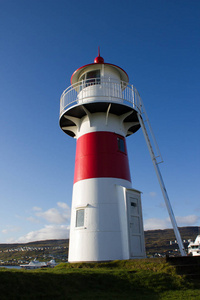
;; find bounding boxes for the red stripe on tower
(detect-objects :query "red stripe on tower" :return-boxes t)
[74,131,131,183]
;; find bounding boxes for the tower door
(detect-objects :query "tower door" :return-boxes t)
[126,191,145,258]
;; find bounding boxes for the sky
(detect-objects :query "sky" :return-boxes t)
[0,0,199,243]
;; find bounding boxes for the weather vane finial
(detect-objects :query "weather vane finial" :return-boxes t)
[94,46,104,63]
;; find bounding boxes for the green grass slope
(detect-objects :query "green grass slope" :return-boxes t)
[0,258,199,300]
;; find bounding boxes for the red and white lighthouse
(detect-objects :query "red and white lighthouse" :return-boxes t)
[59,51,146,262]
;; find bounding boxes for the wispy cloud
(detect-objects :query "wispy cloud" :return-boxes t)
[26,216,40,223]
[57,202,70,210]
[12,202,71,243]
[36,208,67,224]
[144,218,171,230]
[32,206,42,211]
[144,214,200,230]
[27,202,71,225]
[2,226,21,234]
[158,202,166,209]
[149,192,157,197]
[176,215,200,226]
[17,225,70,243]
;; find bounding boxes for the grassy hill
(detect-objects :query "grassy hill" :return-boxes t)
[0,258,200,299]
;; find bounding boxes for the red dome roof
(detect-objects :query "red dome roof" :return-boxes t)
[71,48,129,85]
[94,55,104,64]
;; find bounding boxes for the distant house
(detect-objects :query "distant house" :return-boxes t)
[188,235,200,256]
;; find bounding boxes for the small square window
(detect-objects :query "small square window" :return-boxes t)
[117,137,125,153]
[76,209,85,227]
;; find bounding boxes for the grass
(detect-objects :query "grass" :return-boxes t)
[0,258,199,299]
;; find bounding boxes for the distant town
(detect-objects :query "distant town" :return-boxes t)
[0,226,199,266]
[0,240,68,266]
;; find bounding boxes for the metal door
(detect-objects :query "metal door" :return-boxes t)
[127,192,145,258]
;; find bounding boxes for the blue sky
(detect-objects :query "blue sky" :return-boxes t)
[0,0,199,243]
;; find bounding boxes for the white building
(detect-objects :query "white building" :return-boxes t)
[188,235,200,256]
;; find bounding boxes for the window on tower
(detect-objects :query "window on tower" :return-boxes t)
[117,137,126,153]
[80,70,100,88]
[76,209,85,227]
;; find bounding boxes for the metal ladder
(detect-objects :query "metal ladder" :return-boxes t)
[136,95,186,256]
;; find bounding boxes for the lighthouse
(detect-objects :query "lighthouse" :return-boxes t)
[59,51,146,262]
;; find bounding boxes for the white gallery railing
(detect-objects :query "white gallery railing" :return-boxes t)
[60,78,143,116]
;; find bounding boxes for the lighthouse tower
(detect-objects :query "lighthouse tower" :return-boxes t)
[59,51,146,262]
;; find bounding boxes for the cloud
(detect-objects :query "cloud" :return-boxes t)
[57,202,70,210]
[2,226,21,234]
[5,237,17,243]
[3,202,71,243]
[17,225,70,243]
[149,192,157,197]
[26,216,40,223]
[176,215,200,226]
[32,206,42,211]
[36,208,68,224]
[144,218,171,230]
[26,202,71,225]
[158,202,166,209]
[144,214,200,230]
[1,203,71,243]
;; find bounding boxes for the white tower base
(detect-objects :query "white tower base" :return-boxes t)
[68,178,145,262]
